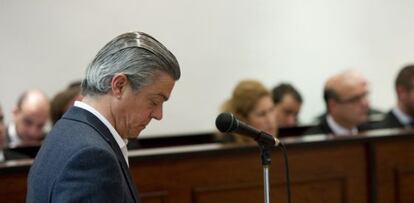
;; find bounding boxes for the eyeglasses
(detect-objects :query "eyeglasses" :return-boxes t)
[336,92,369,104]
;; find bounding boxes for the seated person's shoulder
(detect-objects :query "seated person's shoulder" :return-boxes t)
[303,119,331,135]
[363,110,404,130]
[3,149,30,161]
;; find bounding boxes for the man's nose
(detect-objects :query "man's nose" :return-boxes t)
[152,106,163,120]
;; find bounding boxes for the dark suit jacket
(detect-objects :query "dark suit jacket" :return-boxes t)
[368,110,405,130]
[27,107,140,203]
[304,116,371,135]
[2,149,29,161]
[304,117,333,135]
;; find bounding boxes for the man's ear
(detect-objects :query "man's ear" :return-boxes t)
[396,85,407,100]
[111,74,129,99]
[12,106,20,120]
[12,107,18,116]
[327,99,336,113]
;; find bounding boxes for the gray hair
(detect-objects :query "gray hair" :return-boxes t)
[81,31,181,96]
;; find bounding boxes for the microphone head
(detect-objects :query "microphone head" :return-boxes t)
[215,112,238,133]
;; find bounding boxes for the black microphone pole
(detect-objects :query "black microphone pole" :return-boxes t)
[260,145,271,203]
[216,112,275,203]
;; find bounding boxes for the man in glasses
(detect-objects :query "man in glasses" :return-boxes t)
[27,32,181,203]
[306,70,370,135]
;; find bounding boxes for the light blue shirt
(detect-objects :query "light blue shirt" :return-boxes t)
[0,150,4,162]
[392,107,413,128]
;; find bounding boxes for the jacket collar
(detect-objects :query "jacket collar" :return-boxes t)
[62,106,139,202]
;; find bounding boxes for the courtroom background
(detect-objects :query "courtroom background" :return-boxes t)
[0,0,413,137]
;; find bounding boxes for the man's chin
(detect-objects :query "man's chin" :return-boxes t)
[126,130,143,139]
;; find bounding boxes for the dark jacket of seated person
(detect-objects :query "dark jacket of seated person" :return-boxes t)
[304,115,372,135]
[368,65,414,130]
[1,149,29,162]
[369,109,411,130]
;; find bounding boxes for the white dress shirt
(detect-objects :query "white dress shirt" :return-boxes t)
[392,107,413,128]
[327,115,358,136]
[7,123,22,148]
[74,101,129,167]
[0,150,4,162]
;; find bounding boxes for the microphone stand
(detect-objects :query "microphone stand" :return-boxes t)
[260,144,272,203]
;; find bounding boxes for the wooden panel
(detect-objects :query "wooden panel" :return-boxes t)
[287,178,345,203]
[140,191,168,203]
[0,171,27,203]
[193,178,345,203]
[396,168,414,203]
[130,143,367,203]
[376,138,414,203]
[10,129,414,203]
[193,182,266,203]
[277,144,367,203]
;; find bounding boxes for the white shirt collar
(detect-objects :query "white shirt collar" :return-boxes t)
[74,101,129,166]
[392,107,412,127]
[0,150,4,162]
[7,123,22,148]
[327,115,358,136]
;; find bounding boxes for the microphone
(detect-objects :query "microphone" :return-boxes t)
[215,112,280,147]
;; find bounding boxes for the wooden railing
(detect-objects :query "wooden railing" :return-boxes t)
[1,128,414,203]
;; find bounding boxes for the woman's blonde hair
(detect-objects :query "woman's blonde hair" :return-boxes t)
[221,79,271,143]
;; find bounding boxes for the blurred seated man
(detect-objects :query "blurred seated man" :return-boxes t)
[6,90,50,147]
[305,70,370,135]
[0,104,28,161]
[372,65,414,129]
[50,81,82,125]
[0,104,5,161]
[220,79,277,143]
[272,83,302,128]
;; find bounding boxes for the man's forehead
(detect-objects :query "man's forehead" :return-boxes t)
[145,74,175,100]
[21,114,48,125]
[20,105,49,115]
[337,80,368,94]
[282,94,301,103]
[19,107,50,119]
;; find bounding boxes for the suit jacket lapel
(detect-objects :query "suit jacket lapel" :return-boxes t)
[389,111,405,128]
[321,117,334,134]
[63,107,139,202]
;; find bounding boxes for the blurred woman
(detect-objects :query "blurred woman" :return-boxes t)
[220,79,277,144]
[50,81,83,125]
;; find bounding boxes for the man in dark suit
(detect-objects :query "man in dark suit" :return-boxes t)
[272,83,303,128]
[305,70,370,135]
[27,31,181,203]
[372,65,414,129]
[0,104,5,147]
[0,104,6,161]
[0,104,30,161]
